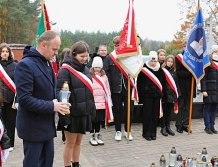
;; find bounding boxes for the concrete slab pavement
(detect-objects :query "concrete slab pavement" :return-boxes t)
[3,118,218,167]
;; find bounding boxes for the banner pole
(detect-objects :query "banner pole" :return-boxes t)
[127,75,130,143]
[188,76,194,134]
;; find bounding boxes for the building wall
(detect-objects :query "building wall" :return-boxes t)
[9,44,26,62]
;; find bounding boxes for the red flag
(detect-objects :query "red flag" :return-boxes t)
[115,0,143,78]
[43,3,58,79]
[116,0,138,58]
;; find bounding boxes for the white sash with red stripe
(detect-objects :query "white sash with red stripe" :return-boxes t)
[162,68,179,112]
[93,75,113,127]
[61,64,93,94]
[213,61,218,70]
[141,67,163,118]
[0,64,16,93]
[109,51,138,102]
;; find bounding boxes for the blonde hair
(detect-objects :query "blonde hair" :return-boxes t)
[161,55,176,72]
[90,67,106,77]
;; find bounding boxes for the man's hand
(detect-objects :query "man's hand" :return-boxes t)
[53,99,71,115]
[202,91,208,97]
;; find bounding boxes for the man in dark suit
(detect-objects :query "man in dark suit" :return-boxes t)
[14,30,70,167]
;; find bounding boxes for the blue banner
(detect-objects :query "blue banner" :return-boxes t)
[183,8,210,81]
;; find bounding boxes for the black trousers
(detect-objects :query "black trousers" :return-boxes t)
[111,90,134,132]
[142,96,160,138]
[175,97,190,128]
[1,101,17,147]
[160,103,174,127]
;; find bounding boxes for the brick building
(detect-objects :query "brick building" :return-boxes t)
[9,44,26,62]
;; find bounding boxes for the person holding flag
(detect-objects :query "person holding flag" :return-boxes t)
[176,1,210,134]
[175,42,196,133]
[107,36,135,141]
[200,45,218,134]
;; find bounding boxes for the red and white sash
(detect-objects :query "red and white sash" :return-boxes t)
[93,75,113,127]
[213,61,218,70]
[109,51,138,102]
[176,53,189,71]
[162,68,179,113]
[141,67,163,118]
[0,64,16,93]
[60,64,93,94]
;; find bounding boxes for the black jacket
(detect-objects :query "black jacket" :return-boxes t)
[107,55,133,94]
[137,63,167,103]
[57,53,96,126]
[164,66,181,103]
[175,55,196,98]
[0,58,16,103]
[201,64,218,103]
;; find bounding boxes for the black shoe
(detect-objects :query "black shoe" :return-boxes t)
[176,126,183,133]
[143,136,151,141]
[160,127,168,136]
[211,128,218,134]
[183,127,192,133]
[151,136,156,140]
[166,126,175,136]
[205,128,213,134]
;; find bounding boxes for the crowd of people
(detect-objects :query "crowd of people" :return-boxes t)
[0,30,218,167]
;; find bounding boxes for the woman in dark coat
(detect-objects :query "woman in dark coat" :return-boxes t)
[137,51,167,141]
[160,55,181,136]
[0,43,17,151]
[0,80,11,163]
[57,41,96,167]
[201,45,218,134]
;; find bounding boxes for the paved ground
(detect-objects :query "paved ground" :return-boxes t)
[3,118,218,167]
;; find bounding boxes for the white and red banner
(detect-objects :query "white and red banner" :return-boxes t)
[93,75,113,127]
[0,64,16,93]
[213,61,218,71]
[162,68,179,113]
[141,67,163,118]
[115,0,143,78]
[110,52,138,102]
[61,64,93,94]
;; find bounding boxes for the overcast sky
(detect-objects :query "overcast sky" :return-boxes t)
[44,0,183,41]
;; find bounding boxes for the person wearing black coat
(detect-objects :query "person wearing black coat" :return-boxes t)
[175,43,196,133]
[137,51,167,141]
[201,45,218,134]
[0,43,17,151]
[106,36,135,141]
[160,55,181,136]
[57,41,96,167]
